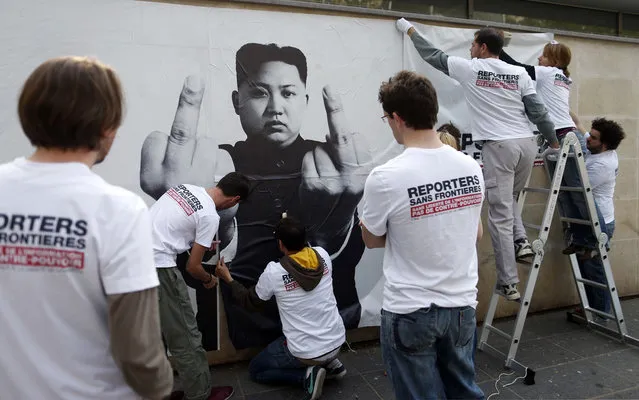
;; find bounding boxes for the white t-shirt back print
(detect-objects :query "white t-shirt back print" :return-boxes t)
[150,184,219,268]
[0,158,158,400]
[361,146,485,314]
[448,57,537,141]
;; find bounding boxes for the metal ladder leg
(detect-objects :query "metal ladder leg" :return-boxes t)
[478,136,573,385]
[568,242,637,345]
[560,132,639,346]
[480,131,639,386]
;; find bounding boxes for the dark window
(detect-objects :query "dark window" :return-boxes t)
[290,0,632,37]
[293,0,467,18]
[474,0,617,35]
[622,13,639,38]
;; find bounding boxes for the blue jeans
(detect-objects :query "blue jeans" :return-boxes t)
[472,327,478,363]
[579,221,616,316]
[248,336,307,388]
[545,131,608,248]
[381,306,484,400]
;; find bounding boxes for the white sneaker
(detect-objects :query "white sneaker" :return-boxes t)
[515,239,534,263]
[304,366,326,400]
[500,284,521,301]
[325,358,347,380]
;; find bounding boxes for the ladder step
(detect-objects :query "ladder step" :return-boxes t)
[546,153,583,161]
[523,222,542,231]
[560,187,587,193]
[560,217,594,225]
[523,187,551,193]
[552,152,583,158]
[583,306,616,320]
[523,186,585,193]
[575,277,608,289]
[485,324,513,341]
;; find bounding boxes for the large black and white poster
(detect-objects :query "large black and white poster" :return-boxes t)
[0,0,551,352]
[133,6,404,351]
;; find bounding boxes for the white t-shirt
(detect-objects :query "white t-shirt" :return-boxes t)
[586,150,618,224]
[360,146,485,314]
[534,66,574,130]
[0,158,159,400]
[254,247,345,359]
[448,56,537,141]
[150,184,219,268]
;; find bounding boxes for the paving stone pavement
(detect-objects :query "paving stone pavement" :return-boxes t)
[177,297,639,399]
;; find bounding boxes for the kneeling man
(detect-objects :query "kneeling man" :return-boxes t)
[215,216,346,400]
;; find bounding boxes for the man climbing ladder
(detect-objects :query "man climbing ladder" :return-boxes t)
[478,130,639,383]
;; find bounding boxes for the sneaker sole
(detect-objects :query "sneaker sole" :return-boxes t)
[517,249,535,257]
[326,369,347,380]
[505,293,521,301]
[310,368,327,400]
[498,290,521,301]
[516,250,535,264]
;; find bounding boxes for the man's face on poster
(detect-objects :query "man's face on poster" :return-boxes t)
[233,61,309,148]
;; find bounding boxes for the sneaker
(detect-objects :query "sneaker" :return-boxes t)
[515,239,534,263]
[207,386,234,400]
[325,358,347,380]
[303,366,326,400]
[562,243,580,255]
[500,284,521,301]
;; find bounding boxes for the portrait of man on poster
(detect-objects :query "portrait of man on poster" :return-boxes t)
[140,42,373,350]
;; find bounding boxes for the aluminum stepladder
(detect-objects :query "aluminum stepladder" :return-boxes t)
[477,131,639,385]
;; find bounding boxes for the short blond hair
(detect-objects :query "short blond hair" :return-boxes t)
[439,131,459,150]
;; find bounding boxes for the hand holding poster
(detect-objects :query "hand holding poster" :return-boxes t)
[403,22,554,164]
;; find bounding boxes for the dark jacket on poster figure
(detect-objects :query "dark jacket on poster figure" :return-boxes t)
[178,135,364,351]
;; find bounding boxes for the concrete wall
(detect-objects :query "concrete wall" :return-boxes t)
[153,0,639,364]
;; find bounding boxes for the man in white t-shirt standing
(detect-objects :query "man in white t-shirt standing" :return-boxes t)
[0,56,173,399]
[571,118,625,319]
[360,70,485,399]
[584,118,623,242]
[396,19,560,301]
[215,216,346,400]
[150,172,249,400]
